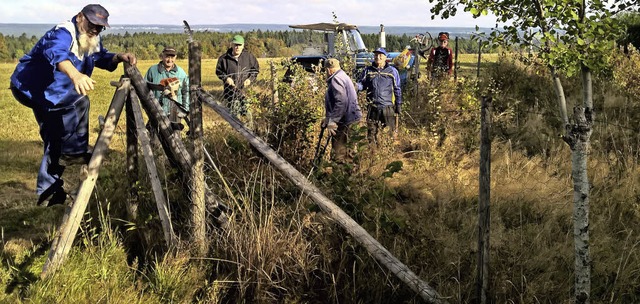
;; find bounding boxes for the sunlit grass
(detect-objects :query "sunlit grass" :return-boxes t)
[1,51,639,303]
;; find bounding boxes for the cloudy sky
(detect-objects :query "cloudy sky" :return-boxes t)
[1,0,497,28]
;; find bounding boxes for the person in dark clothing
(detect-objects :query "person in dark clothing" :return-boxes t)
[427,32,454,81]
[215,35,260,117]
[357,47,402,146]
[323,58,363,163]
[9,4,136,206]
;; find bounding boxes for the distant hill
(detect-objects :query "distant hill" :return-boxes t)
[0,23,488,39]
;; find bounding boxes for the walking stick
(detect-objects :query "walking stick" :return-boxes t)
[312,126,331,168]
[394,113,400,141]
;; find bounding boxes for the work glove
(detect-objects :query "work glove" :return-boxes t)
[225,78,235,87]
[326,121,338,136]
[244,79,251,87]
[321,117,328,128]
[394,103,401,114]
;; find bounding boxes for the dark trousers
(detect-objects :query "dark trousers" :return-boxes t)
[366,104,395,145]
[11,86,90,196]
[331,123,356,163]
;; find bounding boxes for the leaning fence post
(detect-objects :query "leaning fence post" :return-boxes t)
[128,90,176,248]
[42,78,130,278]
[189,40,206,256]
[125,89,139,221]
[198,89,447,303]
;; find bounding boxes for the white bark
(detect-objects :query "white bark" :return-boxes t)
[564,66,593,304]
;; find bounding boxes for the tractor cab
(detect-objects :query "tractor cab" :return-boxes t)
[287,23,373,77]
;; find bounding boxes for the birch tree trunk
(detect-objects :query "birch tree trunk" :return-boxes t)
[562,65,593,304]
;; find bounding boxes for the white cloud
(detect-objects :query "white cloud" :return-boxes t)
[0,0,496,27]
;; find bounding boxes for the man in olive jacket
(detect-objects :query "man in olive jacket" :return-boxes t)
[215,35,259,116]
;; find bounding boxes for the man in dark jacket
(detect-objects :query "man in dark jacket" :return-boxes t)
[215,35,259,116]
[323,58,362,163]
[9,4,136,206]
[357,47,402,146]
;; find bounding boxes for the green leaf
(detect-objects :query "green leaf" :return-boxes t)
[382,161,403,178]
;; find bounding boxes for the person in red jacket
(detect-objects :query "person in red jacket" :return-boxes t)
[427,32,454,81]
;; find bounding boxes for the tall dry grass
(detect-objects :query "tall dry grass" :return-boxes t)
[1,49,640,303]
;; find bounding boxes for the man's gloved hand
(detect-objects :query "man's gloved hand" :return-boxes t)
[395,103,401,114]
[321,117,328,128]
[225,78,235,87]
[326,121,338,136]
[243,79,251,87]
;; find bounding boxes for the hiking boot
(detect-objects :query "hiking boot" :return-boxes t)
[60,151,92,166]
[37,188,67,207]
[47,190,67,207]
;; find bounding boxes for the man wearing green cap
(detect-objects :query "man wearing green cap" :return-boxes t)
[215,35,260,117]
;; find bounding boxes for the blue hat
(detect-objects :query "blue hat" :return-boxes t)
[81,4,110,27]
[373,47,387,56]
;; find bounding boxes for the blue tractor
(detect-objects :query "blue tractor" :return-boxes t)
[285,23,373,81]
[286,22,425,89]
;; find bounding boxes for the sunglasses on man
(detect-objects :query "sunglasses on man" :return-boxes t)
[85,17,105,34]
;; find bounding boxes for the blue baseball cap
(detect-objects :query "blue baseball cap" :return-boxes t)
[81,4,110,27]
[373,47,388,56]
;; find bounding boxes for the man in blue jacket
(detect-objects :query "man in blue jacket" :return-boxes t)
[358,47,402,146]
[323,58,362,163]
[9,4,136,206]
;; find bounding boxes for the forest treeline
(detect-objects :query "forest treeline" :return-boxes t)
[0,12,637,62]
[0,29,482,62]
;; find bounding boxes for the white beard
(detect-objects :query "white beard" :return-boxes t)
[78,33,100,55]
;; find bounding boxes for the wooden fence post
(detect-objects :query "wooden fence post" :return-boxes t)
[125,94,139,221]
[477,95,492,304]
[189,41,207,255]
[454,36,459,82]
[270,60,278,106]
[476,41,483,79]
[42,78,130,277]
